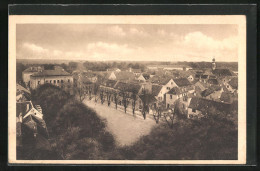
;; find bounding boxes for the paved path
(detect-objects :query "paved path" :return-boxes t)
[83,99,157,147]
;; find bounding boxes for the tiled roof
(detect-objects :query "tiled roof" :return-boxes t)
[151,84,163,96]
[173,78,191,87]
[188,97,231,113]
[16,84,30,94]
[207,78,219,85]
[23,67,42,73]
[150,75,173,85]
[229,77,238,89]
[212,69,236,77]
[114,71,135,81]
[201,88,215,97]
[167,87,181,95]
[31,69,71,77]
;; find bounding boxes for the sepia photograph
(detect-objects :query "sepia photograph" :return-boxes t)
[8,15,246,164]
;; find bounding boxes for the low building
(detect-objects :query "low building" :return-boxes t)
[22,66,43,87]
[30,69,73,93]
[187,97,231,119]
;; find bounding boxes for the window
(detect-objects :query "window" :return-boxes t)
[54,80,56,83]
[68,79,70,83]
[192,109,196,113]
[57,80,60,83]
[50,80,52,83]
[167,87,170,90]
[170,95,172,99]
[38,81,40,85]
[167,104,170,109]
[45,80,48,83]
[61,80,64,83]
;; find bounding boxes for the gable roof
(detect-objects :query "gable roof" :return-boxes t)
[114,71,136,81]
[173,78,191,87]
[17,84,30,94]
[228,77,238,89]
[31,69,71,77]
[212,69,236,77]
[23,66,42,73]
[151,84,163,96]
[167,87,182,95]
[149,75,173,85]
[188,97,231,113]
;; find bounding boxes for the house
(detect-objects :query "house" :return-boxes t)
[107,71,136,82]
[187,97,231,119]
[30,68,73,93]
[22,66,43,87]
[17,108,50,153]
[107,68,121,72]
[16,84,31,102]
[212,69,236,77]
[165,87,191,109]
[194,81,208,92]
[129,68,142,75]
[135,74,146,82]
[200,86,223,101]
[17,101,43,120]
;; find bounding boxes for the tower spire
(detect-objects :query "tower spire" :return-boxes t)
[212,57,216,70]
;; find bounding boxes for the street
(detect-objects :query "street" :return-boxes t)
[83,99,157,147]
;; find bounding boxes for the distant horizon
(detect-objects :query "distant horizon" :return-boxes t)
[17,58,238,63]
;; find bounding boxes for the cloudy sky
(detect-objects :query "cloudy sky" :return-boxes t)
[16,24,238,62]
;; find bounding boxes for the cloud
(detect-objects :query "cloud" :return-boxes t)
[183,31,238,51]
[23,43,49,53]
[129,27,148,37]
[87,41,133,54]
[108,25,126,37]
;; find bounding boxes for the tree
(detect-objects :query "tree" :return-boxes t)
[131,89,138,115]
[106,91,112,106]
[100,89,104,104]
[121,88,129,113]
[74,74,87,102]
[114,91,118,109]
[93,83,100,102]
[139,89,151,120]
[152,102,165,124]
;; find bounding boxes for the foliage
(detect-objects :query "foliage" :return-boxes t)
[16,62,26,83]
[120,110,237,160]
[29,84,117,160]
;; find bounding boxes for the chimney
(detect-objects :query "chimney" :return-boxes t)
[26,103,30,112]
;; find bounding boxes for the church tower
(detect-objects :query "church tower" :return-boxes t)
[212,57,216,71]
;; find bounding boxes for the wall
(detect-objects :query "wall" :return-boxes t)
[165,94,179,108]
[30,75,74,90]
[22,72,35,85]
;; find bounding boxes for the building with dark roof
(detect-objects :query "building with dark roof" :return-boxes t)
[173,78,192,87]
[187,97,231,119]
[212,69,236,77]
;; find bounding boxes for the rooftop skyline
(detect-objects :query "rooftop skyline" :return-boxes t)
[17,24,238,62]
